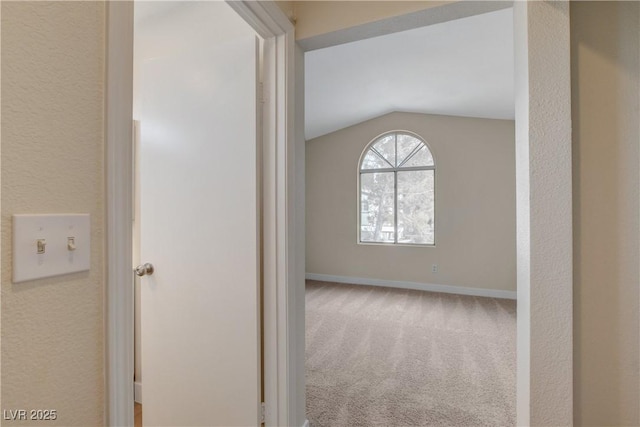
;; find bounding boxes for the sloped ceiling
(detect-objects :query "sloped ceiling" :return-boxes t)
[305,7,514,140]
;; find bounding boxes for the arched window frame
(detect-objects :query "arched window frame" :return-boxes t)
[357,130,436,246]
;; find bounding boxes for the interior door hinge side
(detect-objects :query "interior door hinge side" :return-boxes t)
[259,82,266,104]
[260,402,266,424]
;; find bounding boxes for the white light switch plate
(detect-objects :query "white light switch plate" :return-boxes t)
[13,214,90,283]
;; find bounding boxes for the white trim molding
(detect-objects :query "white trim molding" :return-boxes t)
[227,0,293,39]
[306,273,517,300]
[134,382,142,404]
[227,2,299,425]
[105,2,134,426]
[302,420,310,427]
[229,2,299,426]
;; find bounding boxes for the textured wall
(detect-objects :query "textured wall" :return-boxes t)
[571,2,640,425]
[306,112,516,292]
[292,1,446,41]
[1,2,105,425]
[514,2,574,425]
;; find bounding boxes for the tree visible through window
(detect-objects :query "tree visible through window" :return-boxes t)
[359,131,435,245]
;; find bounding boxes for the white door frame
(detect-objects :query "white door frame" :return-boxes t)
[107,1,573,427]
[104,2,295,425]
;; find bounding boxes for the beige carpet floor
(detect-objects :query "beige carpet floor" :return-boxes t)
[305,280,516,427]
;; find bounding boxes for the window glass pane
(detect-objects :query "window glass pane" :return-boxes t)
[371,134,395,167]
[397,170,434,244]
[396,134,422,166]
[402,145,434,168]
[361,150,389,170]
[360,172,395,243]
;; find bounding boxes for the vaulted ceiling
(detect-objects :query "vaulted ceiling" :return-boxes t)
[305,7,514,140]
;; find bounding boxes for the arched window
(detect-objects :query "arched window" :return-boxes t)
[359,131,435,245]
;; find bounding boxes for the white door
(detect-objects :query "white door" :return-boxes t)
[134,2,261,425]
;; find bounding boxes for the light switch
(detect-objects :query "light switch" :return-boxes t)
[13,214,90,283]
[37,239,46,254]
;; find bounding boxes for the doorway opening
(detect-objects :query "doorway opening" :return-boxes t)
[302,6,517,425]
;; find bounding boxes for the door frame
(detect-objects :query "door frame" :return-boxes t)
[106,1,574,427]
[104,2,296,425]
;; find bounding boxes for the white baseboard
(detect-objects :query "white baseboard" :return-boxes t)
[305,273,517,300]
[302,420,310,427]
[134,381,142,404]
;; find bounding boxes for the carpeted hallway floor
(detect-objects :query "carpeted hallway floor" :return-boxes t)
[305,280,516,427]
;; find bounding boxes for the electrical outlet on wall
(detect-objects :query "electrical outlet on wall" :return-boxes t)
[432,264,438,274]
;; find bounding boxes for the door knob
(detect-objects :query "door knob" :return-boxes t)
[135,263,154,277]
